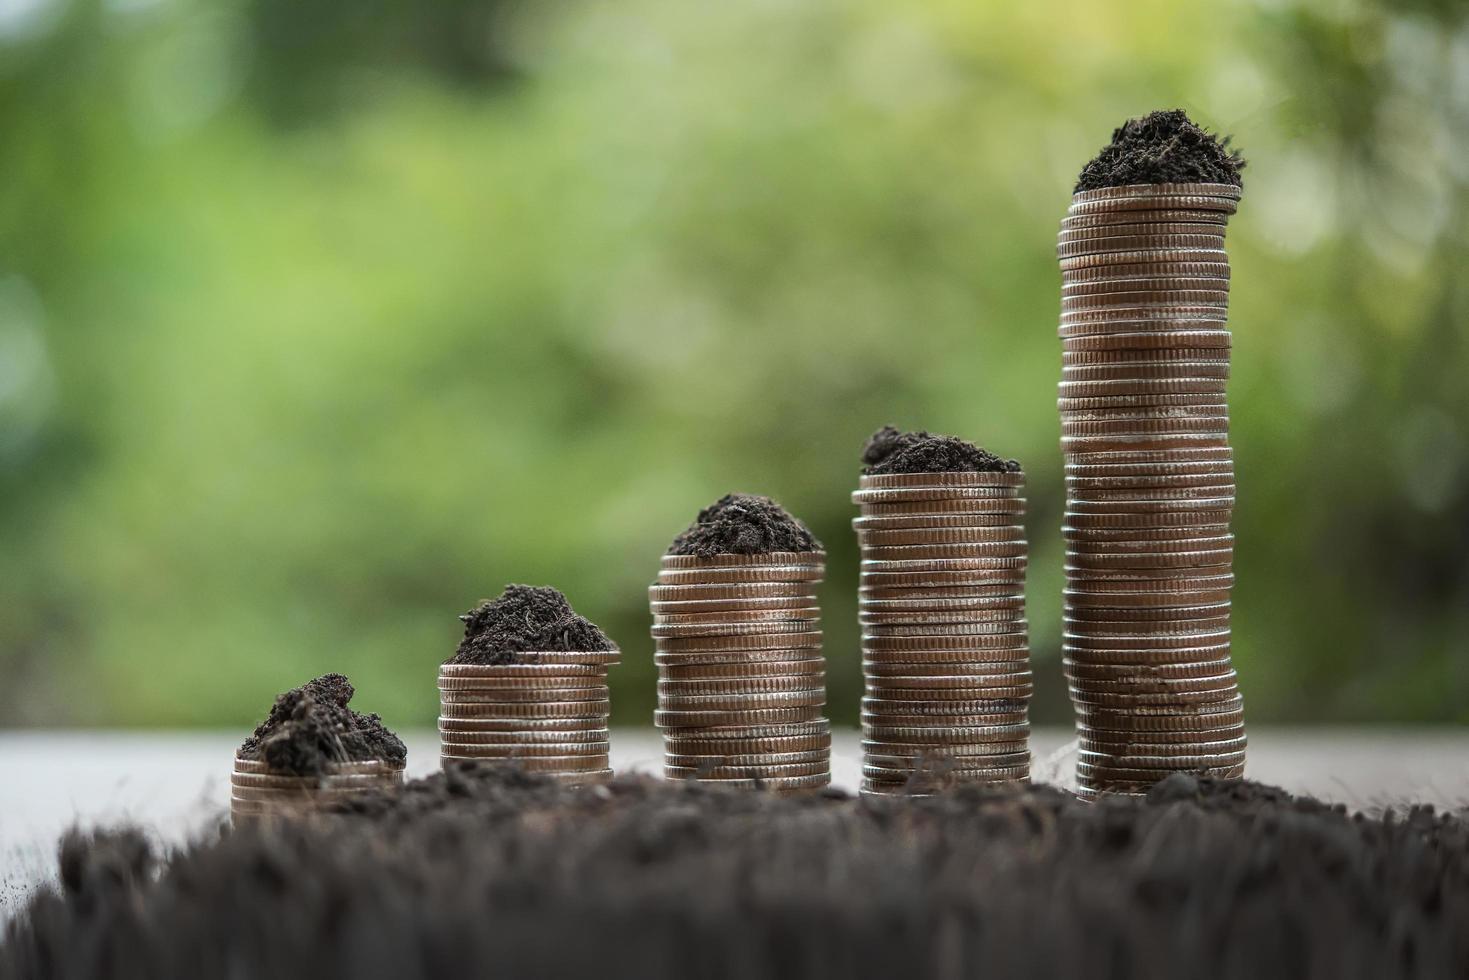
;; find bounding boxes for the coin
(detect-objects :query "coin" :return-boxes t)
[864,749,1031,769]
[437,674,606,692]
[859,595,1026,612]
[860,584,1024,600]
[1070,182,1242,203]
[663,749,829,768]
[433,728,610,744]
[649,596,818,615]
[656,658,824,679]
[663,759,830,778]
[438,700,610,720]
[657,675,827,696]
[438,741,609,757]
[655,566,825,585]
[666,773,831,790]
[860,568,1026,588]
[857,471,1026,489]
[1060,208,1230,228]
[852,513,1024,530]
[1064,657,1235,680]
[854,527,1027,546]
[862,763,1030,781]
[647,581,817,601]
[662,735,832,755]
[437,715,609,733]
[1062,277,1230,300]
[1057,234,1227,259]
[1077,732,1247,754]
[651,619,821,639]
[662,720,830,740]
[856,498,1030,518]
[653,649,824,668]
[660,551,825,570]
[657,690,826,711]
[441,652,620,671]
[1058,379,1227,399]
[653,630,824,651]
[439,687,608,704]
[654,707,824,728]
[439,753,609,772]
[436,665,608,684]
[851,487,1029,506]
[652,607,821,625]
[863,668,1033,688]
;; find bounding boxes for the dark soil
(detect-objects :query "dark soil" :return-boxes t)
[1075,109,1246,192]
[452,584,616,665]
[667,493,822,556]
[4,770,1466,980]
[236,674,405,776]
[862,426,1022,475]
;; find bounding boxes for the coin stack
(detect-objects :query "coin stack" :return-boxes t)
[852,471,1032,796]
[230,756,404,823]
[651,552,832,790]
[438,650,619,783]
[1057,181,1247,798]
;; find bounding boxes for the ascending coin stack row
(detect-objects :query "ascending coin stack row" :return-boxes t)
[852,471,1033,796]
[1057,181,1247,799]
[230,755,404,823]
[650,552,832,790]
[437,652,620,782]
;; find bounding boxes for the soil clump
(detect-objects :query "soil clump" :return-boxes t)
[1075,108,1246,191]
[667,493,821,556]
[236,674,405,776]
[5,770,1467,979]
[452,585,616,665]
[862,426,1021,475]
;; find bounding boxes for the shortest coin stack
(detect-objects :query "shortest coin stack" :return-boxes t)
[853,470,1033,796]
[438,651,619,783]
[653,551,832,790]
[230,756,404,823]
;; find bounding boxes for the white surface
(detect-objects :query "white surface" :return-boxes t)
[3,728,1468,917]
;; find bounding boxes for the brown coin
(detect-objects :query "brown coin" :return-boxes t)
[862,623,1029,639]
[437,715,609,733]
[1062,435,1230,456]
[863,658,1031,677]
[1068,669,1237,694]
[1078,738,1246,760]
[855,526,1027,546]
[1061,333,1232,356]
[862,711,1028,730]
[1074,696,1244,727]
[1070,182,1241,203]
[1067,533,1234,552]
[664,762,830,779]
[439,687,608,704]
[860,584,1024,601]
[860,557,1028,574]
[864,737,1029,756]
[864,682,1032,702]
[1058,226,1230,248]
[857,471,1025,490]
[666,773,831,790]
[657,658,824,680]
[1057,234,1227,259]
[1062,278,1230,301]
[441,652,620,672]
[438,700,610,720]
[860,567,1026,588]
[1061,421,1230,442]
[654,651,824,671]
[436,665,608,684]
[647,581,817,602]
[1065,460,1235,479]
[439,740,609,758]
[661,720,830,740]
[852,513,1024,530]
[1065,475,1232,495]
[1066,444,1233,463]
[439,753,609,772]
[862,632,1030,652]
[857,499,1028,520]
[1063,523,1231,542]
[649,596,817,615]
[1062,362,1231,383]
[651,619,821,639]
[863,763,1030,782]
[1063,646,1233,668]
[658,625,828,646]
[1061,265,1231,290]
[861,648,1030,667]
[861,696,1028,716]
[851,487,1028,506]
[657,690,826,711]
[1065,589,1232,609]
[1060,207,1230,228]
[1066,494,1235,513]
[1060,309,1230,330]
[229,771,400,791]
[662,734,832,755]
[664,749,829,768]
[657,675,827,696]
[652,607,821,626]
[654,706,824,728]
[660,551,825,570]
[862,723,1030,743]
[1058,379,1226,399]
[1076,760,1244,782]
[864,673,1031,692]
[1061,403,1230,423]
[860,603,1027,622]
[432,727,610,745]
[655,566,825,586]
[1064,617,1231,639]
[859,595,1026,613]
[1059,392,1232,413]
[865,748,1031,769]
[437,675,606,692]
[1064,658,1234,681]
[1064,549,1233,571]
[1078,722,1244,745]
[1067,190,1237,213]
[1063,512,1233,533]
[1063,630,1230,652]
[655,638,824,659]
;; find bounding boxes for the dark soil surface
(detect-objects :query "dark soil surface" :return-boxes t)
[863,426,1022,475]
[667,493,822,556]
[236,674,405,776]
[452,584,616,665]
[6,769,1467,979]
[1075,109,1246,192]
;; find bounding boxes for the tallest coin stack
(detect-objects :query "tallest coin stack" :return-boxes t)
[1057,181,1247,798]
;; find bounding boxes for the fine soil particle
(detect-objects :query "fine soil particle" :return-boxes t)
[7,771,1468,980]
[862,426,1022,476]
[452,584,616,665]
[667,493,822,557]
[236,673,406,777]
[1075,108,1246,192]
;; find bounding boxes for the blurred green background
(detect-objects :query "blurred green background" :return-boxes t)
[1,0,1466,730]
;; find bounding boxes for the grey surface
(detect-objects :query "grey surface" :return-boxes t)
[3,728,1468,917]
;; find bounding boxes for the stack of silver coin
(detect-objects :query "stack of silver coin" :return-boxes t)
[1057,182,1247,799]
[851,471,1032,795]
[438,651,619,783]
[230,755,404,823]
[651,551,832,790]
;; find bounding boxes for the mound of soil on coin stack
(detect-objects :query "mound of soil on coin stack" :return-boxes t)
[237,673,406,776]
[1075,108,1246,191]
[452,584,616,666]
[667,493,822,556]
[7,770,1467,979]
[862,425,1022,475]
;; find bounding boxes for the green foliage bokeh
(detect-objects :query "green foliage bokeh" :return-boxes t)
[1,0,1466,728]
